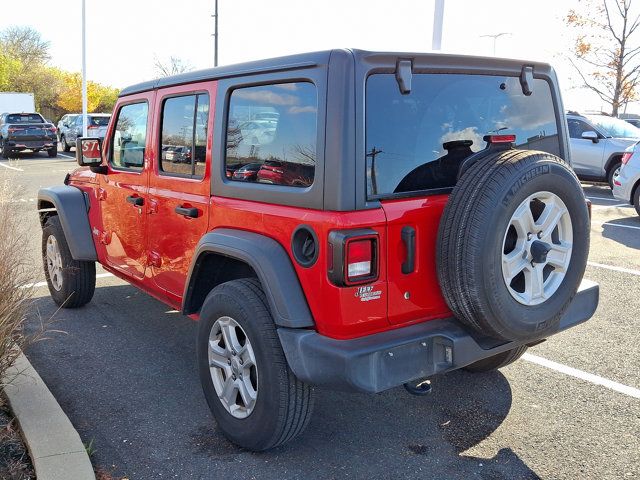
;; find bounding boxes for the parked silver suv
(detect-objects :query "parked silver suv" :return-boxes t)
[57,113,111,152]
[612,143,640,216]
[567,112,640,188]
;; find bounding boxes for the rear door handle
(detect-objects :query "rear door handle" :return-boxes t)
[175,205,198,218]
[126,195,144,207]
[401,226,416,274]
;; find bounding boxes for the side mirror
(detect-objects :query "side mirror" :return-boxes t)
[581,131,599,143]
[76,137,107,174]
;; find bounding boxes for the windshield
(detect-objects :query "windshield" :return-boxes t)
[366,74,560,197]
[90,116,110,126]
[587,115,640,139]
[7,113,44,124]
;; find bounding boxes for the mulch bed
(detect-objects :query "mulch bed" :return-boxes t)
[0,396,34,480]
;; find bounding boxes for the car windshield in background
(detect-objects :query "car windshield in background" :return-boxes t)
[7,113,44,123]
[366,74,560,197]
[90,116,110,126]
[587,115,640,139]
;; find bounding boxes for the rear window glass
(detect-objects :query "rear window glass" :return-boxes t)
[225,82,317,188]
[89,116,110,126]
[7,114,44,123]
[366,74,560,197]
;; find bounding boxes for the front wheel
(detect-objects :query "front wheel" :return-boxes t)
[60,135,71,152]
[1,139,11,159]
[197,278,314,451]
[42,216,95,308]
[608,162,621,190]
[464,345,528,373]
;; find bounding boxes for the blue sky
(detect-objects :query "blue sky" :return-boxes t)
[0,0,626,112]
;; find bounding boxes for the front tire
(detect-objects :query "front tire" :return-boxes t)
[464,345,528,373]
[608,161,621,190]
[1,139,12,159]
[42,216,96,308]
[197,278,314,451]
[633,185,640,217]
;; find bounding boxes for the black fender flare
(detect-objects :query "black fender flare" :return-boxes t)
[605,152,625,172]
[182,228,315,328]
[37,185,97,261]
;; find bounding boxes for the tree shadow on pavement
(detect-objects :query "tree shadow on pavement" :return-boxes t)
[24,284,540,479]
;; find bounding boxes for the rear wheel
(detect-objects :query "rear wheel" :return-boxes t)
[47,146,57,158]
[41,216,95,308]
[197,278,314,451]
[633,185,640,217]
[464,345,528,372]
[437,149,590,341]
[608,161,621,190]
[60,135,71,152]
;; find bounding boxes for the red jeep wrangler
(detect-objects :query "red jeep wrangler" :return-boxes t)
[38,50,598,451]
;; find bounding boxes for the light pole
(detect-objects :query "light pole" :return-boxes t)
[212,0,219,67]
[81,0,87,137]
[432,0,445,50]
[480,32,512,56]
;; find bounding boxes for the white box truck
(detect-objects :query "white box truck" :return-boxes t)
[0,92,35,114]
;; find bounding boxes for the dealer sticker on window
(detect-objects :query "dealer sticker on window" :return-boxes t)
[355,285,382,302]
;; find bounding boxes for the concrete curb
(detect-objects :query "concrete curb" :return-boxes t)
[2,352,95,480]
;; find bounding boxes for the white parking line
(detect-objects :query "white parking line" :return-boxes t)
[21,272,114,289]
[587,261,640,276]
[523,353,640,399]
[600,222,640,231]
[586,196,618,202]
[57,153,75,159]
[0,161,23,171]
[591,203,629,210]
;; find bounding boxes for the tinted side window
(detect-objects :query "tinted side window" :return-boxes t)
[225,82,317,188]
[160,94,209,177]
[568,119,595,139]
[110,102,148,171]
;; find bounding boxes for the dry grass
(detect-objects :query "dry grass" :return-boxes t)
[0,174,33,383]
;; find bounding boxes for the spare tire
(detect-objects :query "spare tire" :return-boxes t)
[437,149,589,341]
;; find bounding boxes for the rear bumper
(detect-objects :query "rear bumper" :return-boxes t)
[279,279,599,393]
[7,139,56,150]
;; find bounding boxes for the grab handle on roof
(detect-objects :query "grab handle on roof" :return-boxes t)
[520,65,534,96]
[396,59,413,95]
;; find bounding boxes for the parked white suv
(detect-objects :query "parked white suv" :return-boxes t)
[612,143,640,216]
[567,112,640,188]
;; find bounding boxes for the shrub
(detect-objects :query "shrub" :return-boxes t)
[0,174,32,380]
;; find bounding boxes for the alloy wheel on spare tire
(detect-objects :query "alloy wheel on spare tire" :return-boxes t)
[197,278,314,451]
[437,149,590,341]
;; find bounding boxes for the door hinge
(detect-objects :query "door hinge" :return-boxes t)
[148,251,162,268]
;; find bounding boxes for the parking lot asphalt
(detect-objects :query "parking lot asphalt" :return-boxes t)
[3,152,639,479]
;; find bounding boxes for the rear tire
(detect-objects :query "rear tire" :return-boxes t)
[633,185,640,217]
[197,278,314,451]
[464,345,528,372]
[607,161,621,190]
[47,146,57,158]
[437,149,590,341]
[42,216,95,308]
[61,135,71,152]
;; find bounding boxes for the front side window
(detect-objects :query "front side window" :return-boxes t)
[568,119,596,139]
[366,74,560,197]
[160,94,210,177]
[225,82,317,188]
[110,102,148,171]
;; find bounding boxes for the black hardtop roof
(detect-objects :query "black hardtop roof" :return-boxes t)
[119,48,555,97]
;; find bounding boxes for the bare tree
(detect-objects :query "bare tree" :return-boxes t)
[154,55,193,77]
[566,0,640,115]
[0,26,50,65]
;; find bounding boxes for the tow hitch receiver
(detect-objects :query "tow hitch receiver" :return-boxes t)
[403,378,432,396]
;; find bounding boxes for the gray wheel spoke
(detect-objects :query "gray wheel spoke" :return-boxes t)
[220,322,241,354]
[237,377,257,410]
[502,248,527,282]
[221,376,238,406]
[208,341,230,370]
[526,264,545,301]
[511,202,535,235]
[536,201,566,239]
[547,242,572,271]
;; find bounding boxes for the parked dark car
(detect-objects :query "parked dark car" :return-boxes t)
[58,113,111,152]
[232,162,262,181]
[0,112,57,158]
[257,160,314,186]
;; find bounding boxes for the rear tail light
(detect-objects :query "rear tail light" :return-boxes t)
[87,125,98,130]
[328,230,379,286]
[622,152,633,165]
[347,239,373,279]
